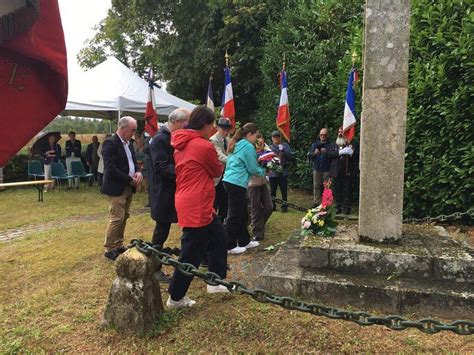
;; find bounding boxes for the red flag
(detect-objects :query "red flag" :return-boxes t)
[0,0,68,166]
[144,70,158,137]
[276,70,290,142]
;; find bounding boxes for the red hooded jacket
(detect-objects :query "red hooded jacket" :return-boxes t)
[171,130,224,227]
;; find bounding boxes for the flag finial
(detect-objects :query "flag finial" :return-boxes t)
[351,49,358,67]
[225,51,229,67]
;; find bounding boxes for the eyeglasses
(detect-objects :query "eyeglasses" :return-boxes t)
[320,134,327,137]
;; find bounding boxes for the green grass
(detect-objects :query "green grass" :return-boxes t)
[0,187,149,230]
[0,188,472,352]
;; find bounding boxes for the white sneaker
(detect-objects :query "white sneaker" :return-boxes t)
[207,285,230,294]
[243,241,259,249]
[166,295,196,308]
[228,246,246,255]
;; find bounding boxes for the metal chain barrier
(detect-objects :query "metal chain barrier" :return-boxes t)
[129,239,473,335]
[272,197,474,224]
[402,209,474,224]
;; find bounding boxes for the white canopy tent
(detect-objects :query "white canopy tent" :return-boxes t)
[63,57,195,120]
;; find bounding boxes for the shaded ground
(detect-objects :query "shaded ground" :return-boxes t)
[0,188,472,352]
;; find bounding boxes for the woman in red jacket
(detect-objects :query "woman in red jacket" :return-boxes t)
[167,106,230,308]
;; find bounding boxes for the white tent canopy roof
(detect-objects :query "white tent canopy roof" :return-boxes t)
[63,57,195,120]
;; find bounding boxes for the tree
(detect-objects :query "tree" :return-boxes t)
[78,0,287,120]
[256,0,364,189]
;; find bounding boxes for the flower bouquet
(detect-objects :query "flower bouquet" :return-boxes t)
[301,181,337,237]
[257,149,283,174]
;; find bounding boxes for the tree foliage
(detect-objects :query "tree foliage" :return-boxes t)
[256,0,364,189]
[78,0,287,120]
[45,117,111,134]
[78,0,473,217]
[404,0,474,217]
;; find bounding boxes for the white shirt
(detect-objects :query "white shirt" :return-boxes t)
[117,134,135,178]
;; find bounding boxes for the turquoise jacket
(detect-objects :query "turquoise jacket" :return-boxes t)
[223,139,265,188]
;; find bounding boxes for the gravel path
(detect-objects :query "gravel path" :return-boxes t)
[0,207,149,242]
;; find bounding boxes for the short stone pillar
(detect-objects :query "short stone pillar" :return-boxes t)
[359,0,411,243]
[102,248,164,333]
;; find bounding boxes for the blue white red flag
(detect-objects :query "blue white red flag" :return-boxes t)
[276,70,290,142]
[144,69,158,137]
[220,67,235,127]
[342,68,358,142]
[206,77,214,111]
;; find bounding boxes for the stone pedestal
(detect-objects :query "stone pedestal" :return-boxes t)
[258,228,474,318]
[102,248,164,334]
[359,0,411,242]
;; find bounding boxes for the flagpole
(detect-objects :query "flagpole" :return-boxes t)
[351,49,357,69]
[225,50,229,68]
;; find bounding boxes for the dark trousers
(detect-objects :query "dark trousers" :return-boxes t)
[269,175,288,210]
[334,174,352,212]
[168,216,228,301]
[224,182,251,249]
[98,172,103,186]
[214,179,228,222]
[152,222,171,247]
[248,185,273,240]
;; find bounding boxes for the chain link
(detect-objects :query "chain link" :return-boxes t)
[129,239,473,335]
[272,197,474,224]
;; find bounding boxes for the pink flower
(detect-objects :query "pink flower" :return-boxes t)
[303,221,311,229]
[317,211,327,217]
[321,186,333,208]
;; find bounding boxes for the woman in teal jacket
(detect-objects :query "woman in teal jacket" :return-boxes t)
[223,123,265,254]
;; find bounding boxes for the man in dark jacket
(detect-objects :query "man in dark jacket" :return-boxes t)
[308,128,335,206]
[269,130,292,213]
[101,117,142,261]
[86,135,100,186]
[149,108,189,282]
[329,127,358,214]
[150,108,190,247]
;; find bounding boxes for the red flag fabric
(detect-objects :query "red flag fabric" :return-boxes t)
[276,70,290,142]
[0,0,68,166]
[144,82,158,137]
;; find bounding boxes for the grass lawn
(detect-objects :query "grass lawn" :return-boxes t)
[0,187,471,352]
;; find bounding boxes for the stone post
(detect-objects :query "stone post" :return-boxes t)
[359,0,411,242]
[102,248,164,333]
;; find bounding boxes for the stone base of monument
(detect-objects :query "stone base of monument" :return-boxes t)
[101,248,164,334]
[258,224,473,319]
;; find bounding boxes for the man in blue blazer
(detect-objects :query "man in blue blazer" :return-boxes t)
[101,116,143,261]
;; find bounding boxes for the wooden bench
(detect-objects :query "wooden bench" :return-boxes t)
[0,180,54,202]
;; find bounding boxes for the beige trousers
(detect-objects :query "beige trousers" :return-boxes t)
[104,186,133,252]
[313,171,330,205]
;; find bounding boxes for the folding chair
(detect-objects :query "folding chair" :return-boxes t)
[71,161,94,188]
[27,160,45,180]
[51,162,74,189]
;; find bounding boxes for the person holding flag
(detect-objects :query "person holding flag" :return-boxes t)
[329,68,360,215]
[269,62,293,212]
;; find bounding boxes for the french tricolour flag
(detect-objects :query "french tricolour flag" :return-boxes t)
[276,70,290,142]
[220,67,235,127]
[342,68,358,142]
